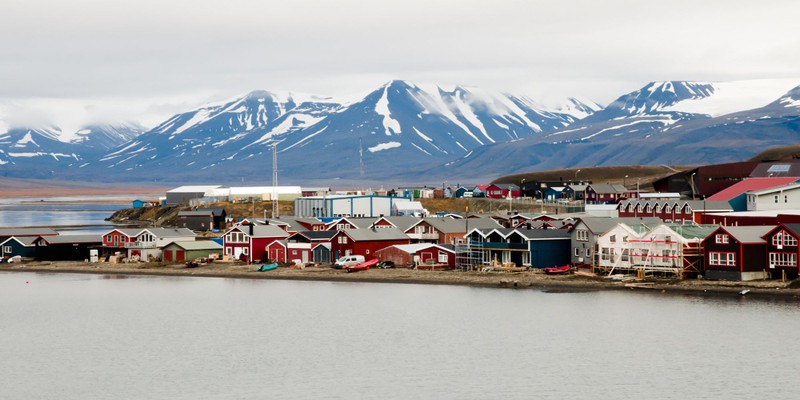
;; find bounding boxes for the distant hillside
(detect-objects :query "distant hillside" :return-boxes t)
[749,145,800,162]
[493,165,693,190]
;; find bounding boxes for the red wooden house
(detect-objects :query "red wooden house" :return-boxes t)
[374,243,456,270]
[618,200,733,223]
[485,184,520,199]
[585,184,638,204]
[330,227,410,261]
[223,223,289,263]
[701,225,772,281]
[266,240,287,264]
[101,228,141,256]
[763,223,800,279]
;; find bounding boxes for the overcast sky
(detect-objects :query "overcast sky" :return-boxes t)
[1,0,798,130]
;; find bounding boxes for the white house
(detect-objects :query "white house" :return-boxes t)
[746,183,800,211]
[126,228,196,261]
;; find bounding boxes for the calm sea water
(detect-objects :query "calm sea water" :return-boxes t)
[2,272,799,399]
[0,195,133,232]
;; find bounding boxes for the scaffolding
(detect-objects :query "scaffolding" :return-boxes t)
[594,235,705,279]
[455,240,485,271]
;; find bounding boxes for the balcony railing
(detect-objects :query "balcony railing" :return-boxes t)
[124,242,158,249]
[468,242,527,250]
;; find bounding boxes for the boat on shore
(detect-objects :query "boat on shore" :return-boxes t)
[345,258,378,273]
[543,265,571,275]
[257,263,279,272]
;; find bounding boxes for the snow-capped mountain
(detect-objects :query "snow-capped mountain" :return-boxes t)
[0,123,142,173]
[433,80,800,179]
[89,80,583,180]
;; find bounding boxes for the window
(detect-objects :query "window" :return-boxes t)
[772,231,798,247]
[292,250,297,255]
[775,195,779,203]
[338,236,347,244]
[438,251,448,263]
[365,249,370,255]
[715,234,729,244]
[769,253,797,267]
[585,248,591,257]
[576,229,589,241]
[601,248,612,261]
[641,249,649,262]
[610,235,616,243]
[621,248,629,262]
[225,247,232,255]
[574,248,580,257]
[522,252,531,266]
[3,246,11,253]
[709,252,735,267]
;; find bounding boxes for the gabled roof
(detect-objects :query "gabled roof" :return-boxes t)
[375,216,422,231]
[228,224,290,238]
[0,236,37,246]
[617,199,733,212]
[0,228,58,237]
[288,230,337,241]
[707,177,799,201]
[776,223,800,238]
[417,217,500,234]
[514,228,571,240]
[104,228,142,237]
[708,226,772,244]
[380,243,456,254]
[38,234,102,244]
[573,217,662,235]
[196,207,226,215]
[140,228,196,238]
[165,241,223,251]
[178,210,214,217]
[661,224,719,240]
[489,183,519,190]
[747,182,800,196]
[589,184,630,194]
[341,227,409,241]
[167,185,222,193]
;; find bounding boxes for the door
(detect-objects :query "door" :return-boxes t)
[164,250,173,262]
[176,250,186,262]
[301,250,309,264]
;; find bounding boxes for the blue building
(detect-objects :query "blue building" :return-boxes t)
[465,228,570,268]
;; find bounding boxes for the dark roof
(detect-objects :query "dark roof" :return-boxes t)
[342,227,409,241]
[780,224,800,237]
[574,217,662,235]
[490,183,519,190]
[291,230,337,240]
[39,234,102,244]
[196,207,226,215]
[710,226,772,244]
[514,229,571,240]
[0,228,58,237]
[0,236,37,246]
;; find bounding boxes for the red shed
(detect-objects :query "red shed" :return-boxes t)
[762,223,800,280]
[330,227,410,261]
[374,243,456,270]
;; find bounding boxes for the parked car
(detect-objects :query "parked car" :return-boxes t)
[334,255,365,269]
[378,260,395,269]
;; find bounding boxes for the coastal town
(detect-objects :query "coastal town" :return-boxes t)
[3,158,800,295]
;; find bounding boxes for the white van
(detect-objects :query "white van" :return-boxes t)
[334,255,365,269]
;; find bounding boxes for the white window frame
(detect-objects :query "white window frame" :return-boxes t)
[438,251,448,263]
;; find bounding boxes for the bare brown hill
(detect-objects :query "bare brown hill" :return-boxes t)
[749,145,800,162]
[493,165,693,190]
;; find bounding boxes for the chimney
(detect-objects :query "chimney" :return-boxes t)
[249,223,254,236]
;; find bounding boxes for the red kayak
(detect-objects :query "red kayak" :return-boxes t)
[345,258,378,273]
[543,264,571,275]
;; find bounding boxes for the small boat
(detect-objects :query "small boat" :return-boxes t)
[257,263,279,272]
[345,258,378,273]
[543,264,571,275]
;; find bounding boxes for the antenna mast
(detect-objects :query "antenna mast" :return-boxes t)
[272,144,279,219]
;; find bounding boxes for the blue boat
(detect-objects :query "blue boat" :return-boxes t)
[257,263,279,272]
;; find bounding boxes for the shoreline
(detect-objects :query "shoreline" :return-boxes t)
[3,261,800,300]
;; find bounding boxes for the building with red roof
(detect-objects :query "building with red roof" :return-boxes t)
[707,177,799,211]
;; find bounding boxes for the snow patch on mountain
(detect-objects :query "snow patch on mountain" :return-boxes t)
[369,141,401,152]
[663,79,799,117]
[376,85,401,136]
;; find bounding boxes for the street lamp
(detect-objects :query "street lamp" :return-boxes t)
[535,190,544,214]
[575,169,581,182]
